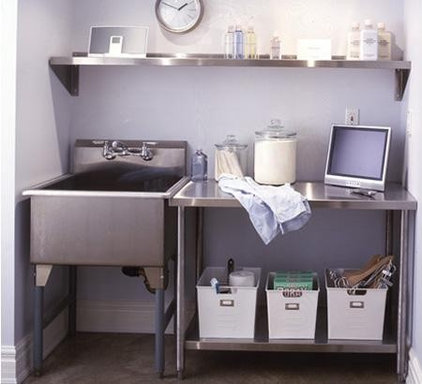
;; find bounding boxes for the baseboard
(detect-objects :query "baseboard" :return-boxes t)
[407,348,422,384]
[77,299,195,334]
[1,309,68,384]
[1,345,17,384]
[77,299,173,333]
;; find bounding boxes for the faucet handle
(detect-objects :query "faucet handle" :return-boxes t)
[103,141,116,160]
[140,142,153,161]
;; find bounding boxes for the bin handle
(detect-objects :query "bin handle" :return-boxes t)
[349,301,364,309]
[220,299,234,307]
[285,303,300,310]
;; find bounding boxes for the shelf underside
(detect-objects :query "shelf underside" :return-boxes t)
[49,53,410,100]
[185,308,397,354]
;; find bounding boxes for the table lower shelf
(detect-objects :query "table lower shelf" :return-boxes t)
[184,307,397,354]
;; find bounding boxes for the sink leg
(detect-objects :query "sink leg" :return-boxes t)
[155,288,165,378]
[33,285,44,376]
[68,266,77,336]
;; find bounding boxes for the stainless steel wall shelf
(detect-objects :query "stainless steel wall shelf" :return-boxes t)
[49,53,411,100]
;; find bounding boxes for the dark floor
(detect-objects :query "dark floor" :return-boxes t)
[23,333,397,384]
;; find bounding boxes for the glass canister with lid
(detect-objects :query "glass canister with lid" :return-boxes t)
[254,119,297,185]
[214,134,248,180]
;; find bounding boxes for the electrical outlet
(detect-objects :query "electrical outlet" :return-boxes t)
[345,108,360,125]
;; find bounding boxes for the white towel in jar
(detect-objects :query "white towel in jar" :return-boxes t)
[218,174,311,244]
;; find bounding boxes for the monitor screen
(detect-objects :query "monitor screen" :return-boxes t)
[324,125,391,191]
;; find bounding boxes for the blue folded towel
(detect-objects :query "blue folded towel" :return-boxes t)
[218,174,311,245]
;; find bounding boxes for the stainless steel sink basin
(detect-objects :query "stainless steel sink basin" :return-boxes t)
[23,139,188,272]
[42,170,183,193]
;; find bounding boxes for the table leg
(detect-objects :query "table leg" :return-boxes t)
[33,264,52,376]
[397,210,409,382]
[68,266,77,336]
[177,206,185,379]
[33,285,44,376]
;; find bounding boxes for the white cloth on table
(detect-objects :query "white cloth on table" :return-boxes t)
[218,174,312,245]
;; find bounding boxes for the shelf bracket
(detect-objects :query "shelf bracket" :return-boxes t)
[395,68,410,101]
[50,63,79,96]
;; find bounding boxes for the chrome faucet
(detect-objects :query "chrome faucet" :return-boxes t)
[103,140,153,161]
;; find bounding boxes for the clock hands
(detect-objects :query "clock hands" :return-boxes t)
[161,1,179,10]
[177,1,194,11]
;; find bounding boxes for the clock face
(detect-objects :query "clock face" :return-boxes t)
[155,0,204,33]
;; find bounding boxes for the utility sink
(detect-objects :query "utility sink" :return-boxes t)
[41,170,184,195]
[23,139,188,276]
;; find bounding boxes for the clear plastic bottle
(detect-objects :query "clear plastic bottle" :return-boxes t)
[377,22,391,60]
[360,19,378,60]
[347,22,360,60]
[191,149,208,181]
[234,25,244,59]
[245,26,257,59]
[224,25,235,59]
[270,34,281,59]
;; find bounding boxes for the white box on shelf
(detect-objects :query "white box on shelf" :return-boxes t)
[325,269,388,340]
[297,39,332,60]
[266,272,319,339]
[196,267,261,339]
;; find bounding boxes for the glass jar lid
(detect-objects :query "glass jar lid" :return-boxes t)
[215,134,248,150]
[255,119,297,139]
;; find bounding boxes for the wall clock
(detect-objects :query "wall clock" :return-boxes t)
[155,0,204,34]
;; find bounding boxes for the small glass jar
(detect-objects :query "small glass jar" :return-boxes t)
[214,135,248,180]
[254,119,297,185]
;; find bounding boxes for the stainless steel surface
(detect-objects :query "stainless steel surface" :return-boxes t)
[195,207,204,281]
[173,179,416,378]
[386,210,393,255]
[72,139,186,176]
[29,195,176,267]
[24,174,189,199]
[69,266,77,336]
[33,286,44,376]
[35,265,53,287]
[24,139,187,268]
[176,206,185,377]
[50,63,79,96]
[396,67,410,101]
[184,310,397,353]
[397,210,409,380]
[170,180,417,210]
[49,54,411,100]
[50,54,411,69]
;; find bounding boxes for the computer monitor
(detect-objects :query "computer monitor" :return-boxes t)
[324,124,391,191]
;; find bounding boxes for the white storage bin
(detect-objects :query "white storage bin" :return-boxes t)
[325,269,388,340]
[266,272,319,339]
[196,267,261,339]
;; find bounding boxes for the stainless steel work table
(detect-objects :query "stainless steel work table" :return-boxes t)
[170,180,417,382]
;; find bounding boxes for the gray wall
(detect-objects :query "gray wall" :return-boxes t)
[14,0,73,342]
[404,0,422,369]
[68,1,406,306]
[1,0,18,347]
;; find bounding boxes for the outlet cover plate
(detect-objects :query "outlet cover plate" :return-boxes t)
[345,108,360,125]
